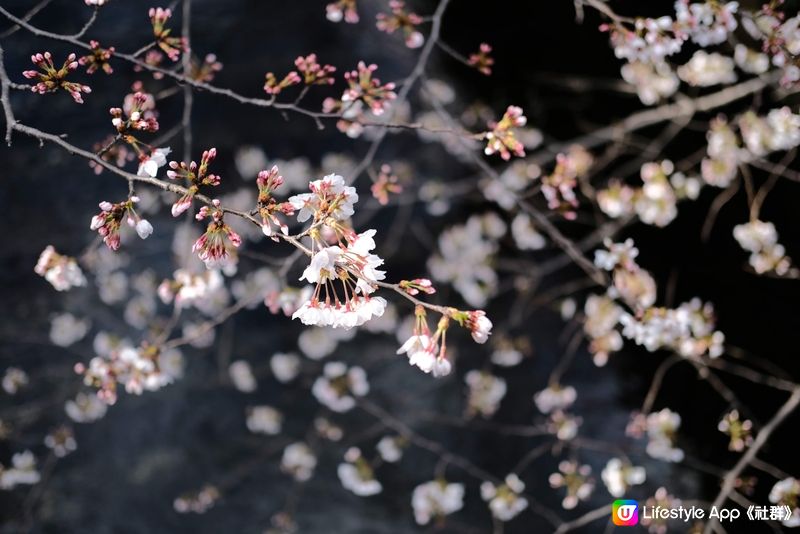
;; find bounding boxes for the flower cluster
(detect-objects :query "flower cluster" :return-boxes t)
[34,246,86,291]
[2,367,28,395]
[620,61,679,105]
[483,105,527,160]
[281,442,317,482]
[338,447,381,496]
[137,146,171,178]
[465,370,507,418]
[167,148,221,216]
[548,461,594,510]
[75,343,183,404]
[65,392,107,423]
[641,487,681,532]
[188,54,223,83]
[246,406,282,435]
[263,70,301,96]
[22,52,91,103]
[0,451,40,490]
[149,7,187,61]
[601,16,685,64]
[701,116,739,187]
[429,212,506,307]
[256,166,293,240]
[480,474,528,521]
[483,160,539,210]
[397,309,452,377]
[675,0,739,47]
[468,43,494,76]
[717,409,753,451]
[769,478,800,527]
[742,8,800,86]
[677,50,737,86]
[733,219,793,276]
[601,458,646,497]
[90,196,153,250]
[534,383,577,414]
[541,145,593,219]
[590,240,725,361]
[323,62,396,137]
[703,107,800,189]
[294,54,336,86]
[644,408,684,462]
[312,362,369,412]
[50,312,89,347]
[583,294,624,366]
[376,1,424,49]
[110,91,159,134]
[173,485,220,514]
[158,268,225,310]
[370,163,403,205]
[79,40,114,75]
[44,426,77,458]
[411,480,465,525]
[326,0,358,24]
[287,175,395,329]
[90,135,133,174]
[193,200,242,270]
[597,160,700,227]
[398,278,435,296]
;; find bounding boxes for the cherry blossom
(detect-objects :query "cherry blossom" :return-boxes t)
[281,442,317,482]
[375,435,404,463]
[733,219,792,275]
[64,392,107,423]
[23,51,91,103]
[645,408,684,462]
[2,368,28,395]
[468,43,494,75]
[50,313,89,347]
[229,361,257,393]
[188,54,223,83]
[376,1,424,49]
[675,0,739,47]
[677,51,737,87]
[601,458,646,497]
[44,426,77,458]
[270,352,301,383]
[465,370,506,418]
[167,148,221,216]
[79,40,114,75]
[483,105,527,160]
[534,384,577,414]
[173,485,220,514]
[326,0,358,24]
[601,16,686,64]
[548,461,594,510]
[769,478,800,527]
[137,146,171,178]
[411,480,465,525]
[149,7,187,61]
[323,62,397,137]
[337,447,382,496]
[34,246,87,291]
[311,362,369,412]
[0,451,40,490]
[717,409,753,451]
[481,474,528,521]
[621,61,679,105]
[246,406,283,435]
